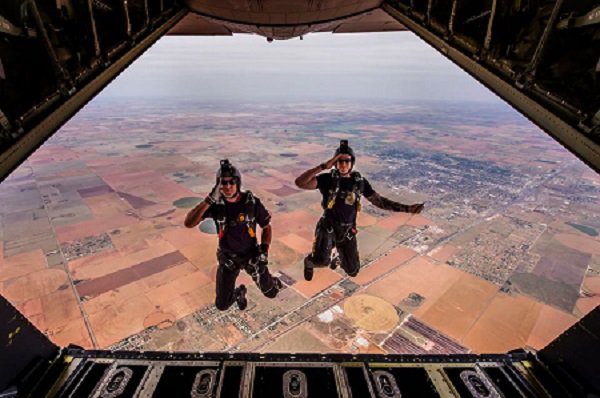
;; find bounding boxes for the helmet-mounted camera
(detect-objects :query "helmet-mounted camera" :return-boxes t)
[220,159,234,176]
[334,140,356,168]
[216,159,242,187]
[339,140,350,155]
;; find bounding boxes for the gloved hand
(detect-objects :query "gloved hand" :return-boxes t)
[205,180,222,204]
[257,243,269,265]
[406,203,424,214]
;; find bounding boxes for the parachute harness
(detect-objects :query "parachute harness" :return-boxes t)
[326,169,364,215]
[214,191,258,241]
[214,192,267,288]
[324,169,364,243]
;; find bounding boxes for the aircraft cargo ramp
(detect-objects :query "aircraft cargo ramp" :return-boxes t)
[2,295,599,397]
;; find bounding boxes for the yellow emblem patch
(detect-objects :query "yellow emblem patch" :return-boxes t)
[239,214,245,221]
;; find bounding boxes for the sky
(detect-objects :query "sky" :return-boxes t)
[100,32,499,103]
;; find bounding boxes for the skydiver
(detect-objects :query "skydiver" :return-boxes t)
[295,140,424,281]
[184,159,282,311]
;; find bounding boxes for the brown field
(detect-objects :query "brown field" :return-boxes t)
[82,264,212,346]
[356,229,395,260]
[83,279,148,316]
[360,254,580,352]
[406,214,431,227]
[16,299,45,333]
[262,325,334,353]
[462,294,544,353]
[150,177,196,202]
[267,241,304,278]
[69,238,177,280]
[462,292,579,352]
[161,227,203,249]
[41,289,82,331]
[55,214,134,243]
[428,245,458,264]
[292,268,342,298]
[243,175,282,189]
[266,185,299,197]
[139,204,178,218]
[376,212,412,230]
[88,294,157,347]
[353,246,417,285]
[52,317,92,347]
[554,233,600,255]
[0,249,47,281]
[583,276,600,293]
[356,212,378,227]
[172,231,219,273]
[415,273,499,341]
[4,268,70,303]
[84,192,131,218]
[576,276,600,316]
[75,251,188,298]
[2,265,90,347]
[107,222,157,251]
[576,296,600,316]
[271,210,319,242]
[527,305,577,349]
[279,233,313,255]
[365,256,463,312]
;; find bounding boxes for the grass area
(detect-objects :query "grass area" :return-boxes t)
[173,197,202,208]
[566,222,598,237]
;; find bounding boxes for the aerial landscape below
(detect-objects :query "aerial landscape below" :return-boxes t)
[0,98,598,355]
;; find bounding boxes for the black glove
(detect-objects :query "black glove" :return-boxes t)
[205,180,222,204]
[406,203,424,214]
[257,243,269,265]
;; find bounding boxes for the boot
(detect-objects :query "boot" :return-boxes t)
[330,256,340,270]
[234,285,247,310]
[303,257,314,281]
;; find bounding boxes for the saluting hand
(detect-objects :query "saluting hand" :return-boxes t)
[323,154,342,170]
[205,179,222,204]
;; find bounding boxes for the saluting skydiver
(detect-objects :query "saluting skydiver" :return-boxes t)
[295,140,424,281]
[184,159,282,311]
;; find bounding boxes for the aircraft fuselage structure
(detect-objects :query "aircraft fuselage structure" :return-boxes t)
[0,0,598,180]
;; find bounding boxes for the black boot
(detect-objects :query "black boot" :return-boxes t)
[234,285,247,310]
[330,256,340,270]
[303,257,314,281]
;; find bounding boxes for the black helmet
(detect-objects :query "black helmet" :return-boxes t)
[216,159,242,188]
[334,140,356,168]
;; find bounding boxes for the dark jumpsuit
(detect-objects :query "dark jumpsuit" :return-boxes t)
[305,173,375,277]
[203,192,280,310]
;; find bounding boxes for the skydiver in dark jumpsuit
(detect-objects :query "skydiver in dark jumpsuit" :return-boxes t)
[295,140,424,281]
[185,160,282,310]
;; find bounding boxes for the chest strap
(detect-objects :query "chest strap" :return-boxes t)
[326,170,364,212]
[214,191,257,240]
